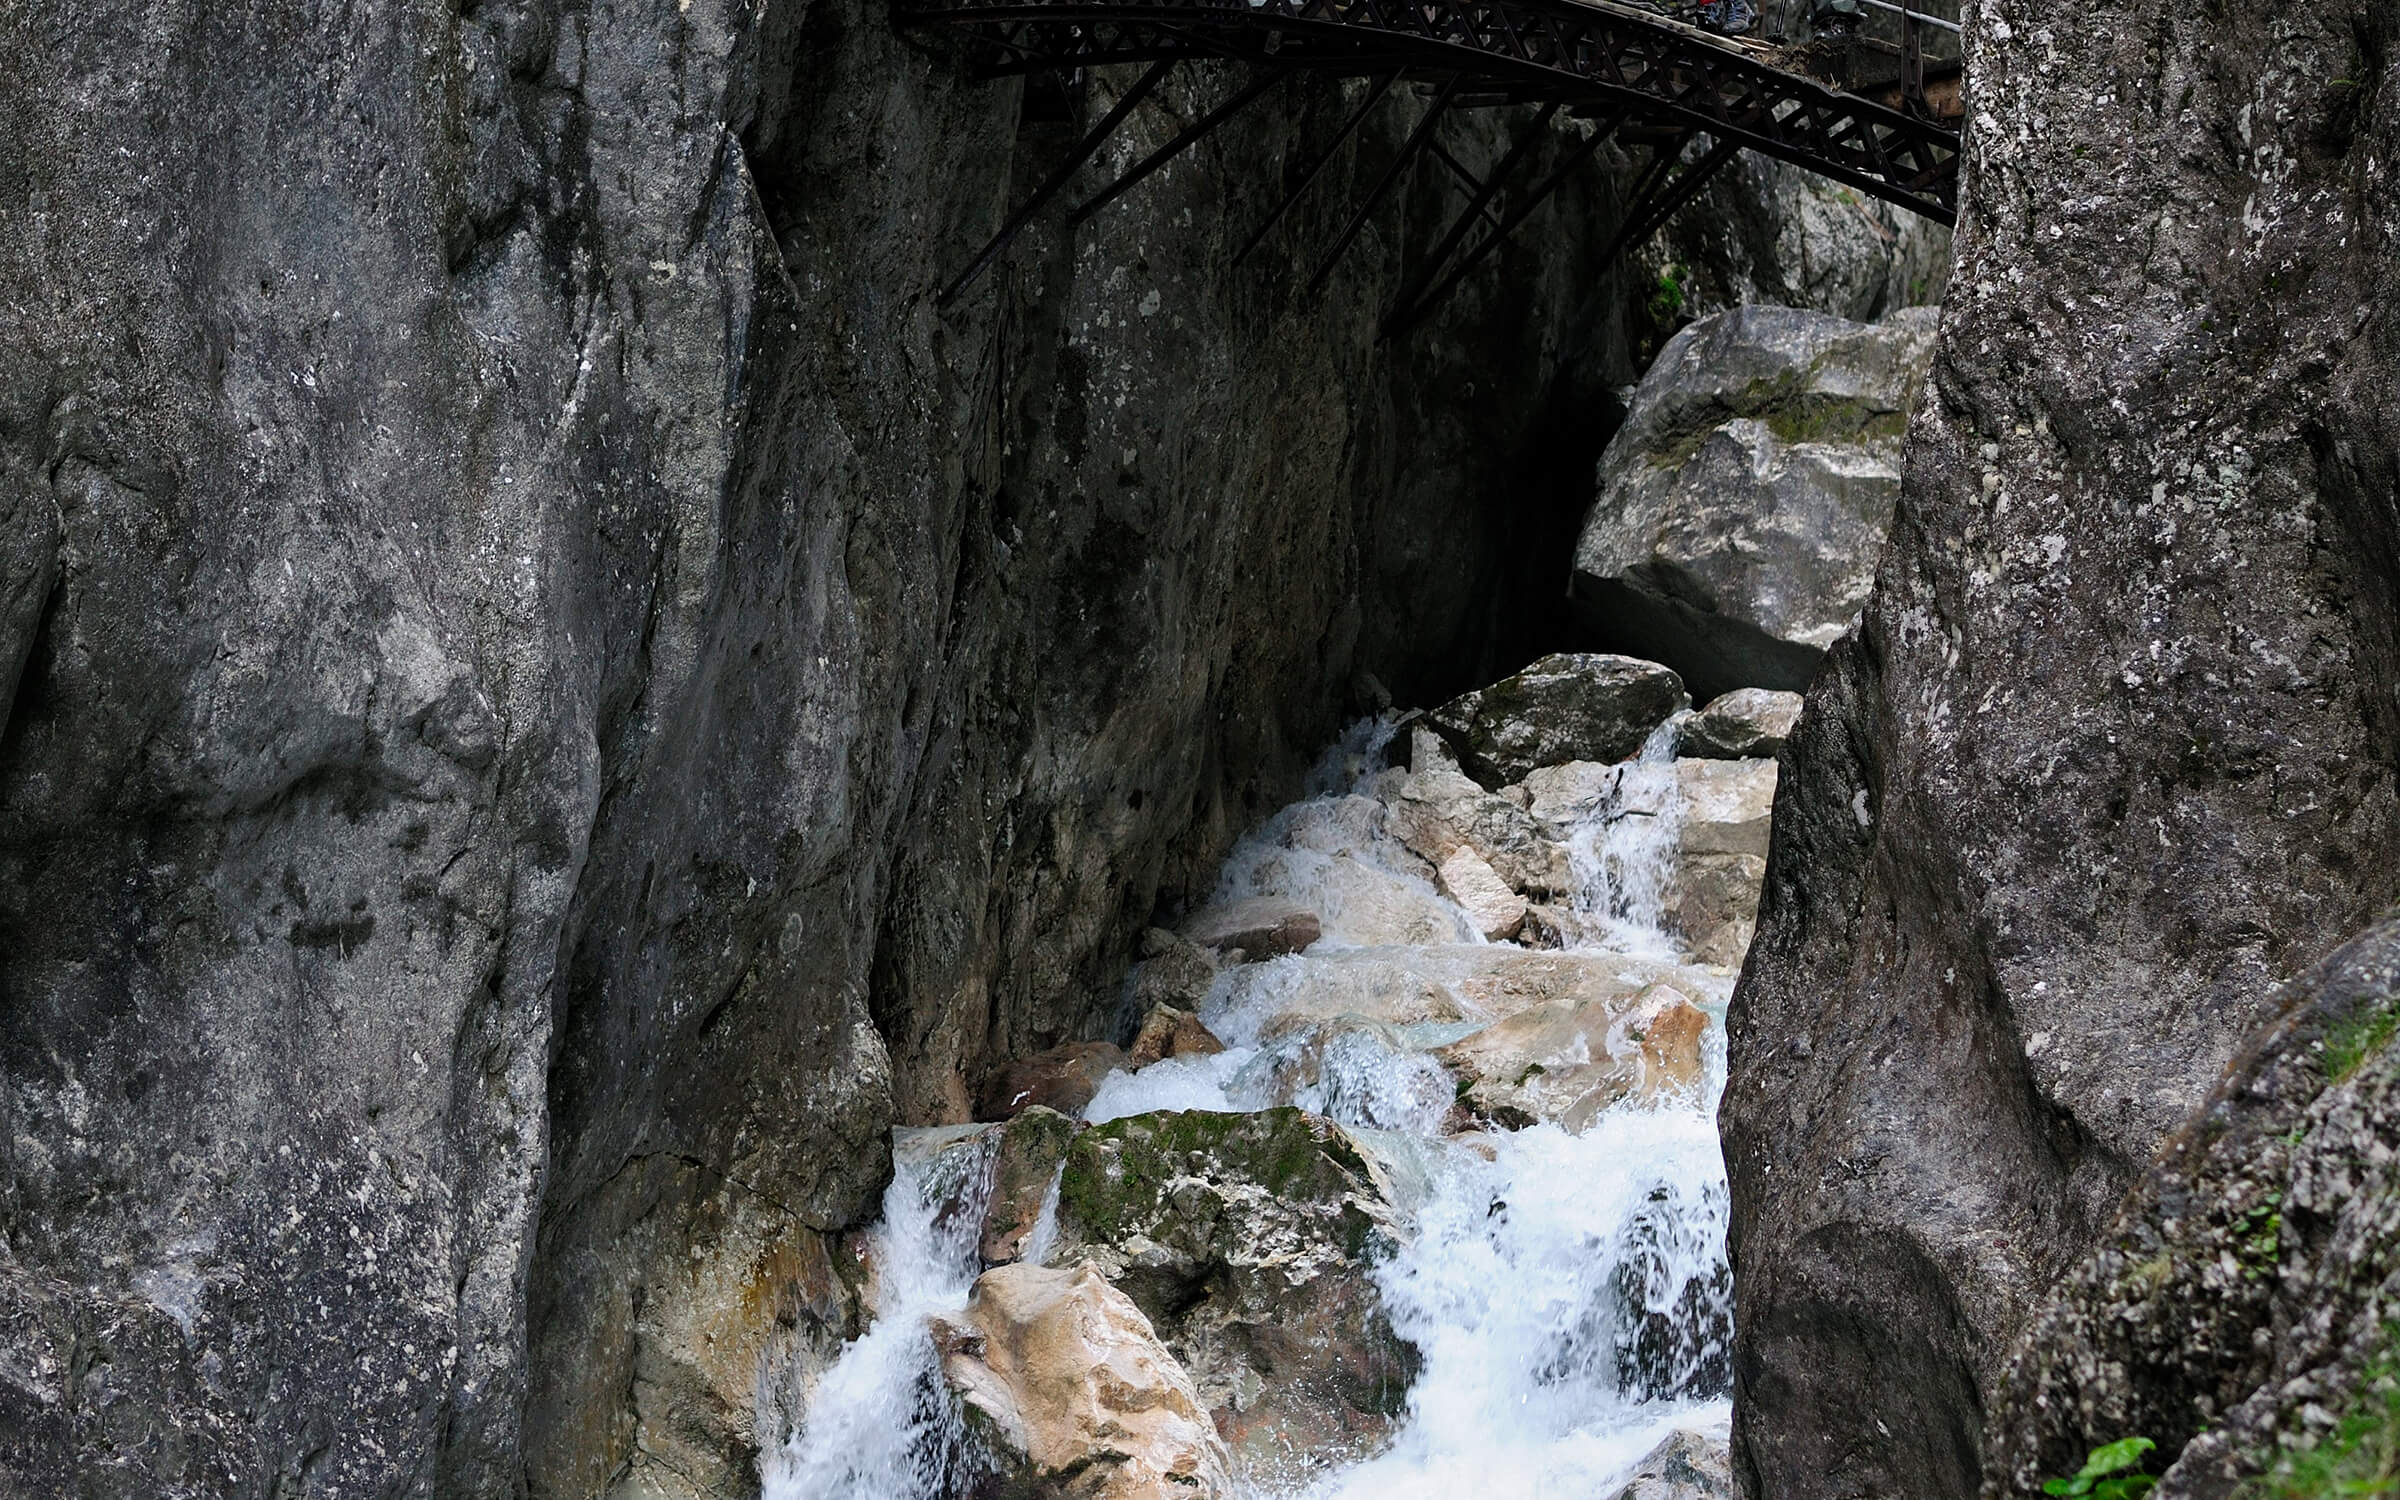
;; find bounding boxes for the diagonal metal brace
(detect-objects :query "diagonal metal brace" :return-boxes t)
[1069,67,1293,226]
[1382,99,1563,333]
[939,59,1177,307]
[1307,71,1466,292]
[1233,70,1399,266]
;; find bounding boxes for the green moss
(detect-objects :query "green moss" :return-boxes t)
[2241,1336,2400,1499]
[1643,367,1906,469]
[2233,1193,2285,1282]
[2325,999,2400,1083]
[1057,1107,1369,1243]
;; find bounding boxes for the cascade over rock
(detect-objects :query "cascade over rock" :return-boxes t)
[1721,0,2400,1495]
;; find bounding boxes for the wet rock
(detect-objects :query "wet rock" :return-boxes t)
[1052,1108,1417,1477]
[1438,982,1711,1129]
[982,1108,1083,1266]
[1182,898,1324,961]
[980,1043,1128,1122]
[1606,1427,1734,1500]
[1380,760,1572,896]
[1666,759,1777,966]
[1213,955,1481,1034]
[1424,653,1687,785]
[1678,688,1803,760]
[1438,847,1529,942]
[1130,932,1222,1018]
[1221,840,1470,948]
[1128,1006,1227,1071]
[1571,304,1937,700]
[938,1261,1233,1500]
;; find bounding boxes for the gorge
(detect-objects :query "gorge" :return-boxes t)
[1,0,2395,1496]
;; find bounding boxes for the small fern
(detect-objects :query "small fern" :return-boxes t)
[2044,1437,2159,1499]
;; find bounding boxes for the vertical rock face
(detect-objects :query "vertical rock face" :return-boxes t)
[0,1,1697,1496]
[1722,3,2400,1498]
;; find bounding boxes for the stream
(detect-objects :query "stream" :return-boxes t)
[765,715,1739,1499]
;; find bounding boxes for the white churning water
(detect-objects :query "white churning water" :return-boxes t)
[765,712,1736,1499]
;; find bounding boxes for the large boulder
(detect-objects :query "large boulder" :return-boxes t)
[1050,1108,1418,1477]
[1572,304,1937,700]
[1423,653,1687,786]
[1979,919,2400,1500]
[937,1261,1233,1500]
[1670,759,1777,966]
[1720,0,2400,1492]
[1180,898,1325,961]
[979,1043,1128,1122]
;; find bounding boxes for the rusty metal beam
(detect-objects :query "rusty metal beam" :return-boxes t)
[1234,71,1400,265]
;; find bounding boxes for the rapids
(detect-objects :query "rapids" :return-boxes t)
[764,716,1735,1498]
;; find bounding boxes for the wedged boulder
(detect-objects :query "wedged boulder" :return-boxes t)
[1180,897,1323,960]
[1678,688,1802,760]
[1128,1005,1225,1071]
[1437,846,1528,942]
[1666,759,1776,967]
[1607,1428,1733,1500]
[1572,304,1936,700]
[1424,653,1686,786]
[1051,1108,1418,1476]
[1437,982,1711,1129]
[937,1261,1233,1500]
[980,1042,1127,1121]
[1379,760,1571,895]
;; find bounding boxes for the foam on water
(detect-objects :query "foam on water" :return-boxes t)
[767,712,1736,1500]
[761,1136,993,1500]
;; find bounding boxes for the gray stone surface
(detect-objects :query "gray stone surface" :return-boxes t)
[0,22,1658,1499]
[1979,918,2400,1500]
[1678,688,1803,760]
[1573,304,1937,700]
[1608,1428,1735,1500]
[1720,3,2400,1496]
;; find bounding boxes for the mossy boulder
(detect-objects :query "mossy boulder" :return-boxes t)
[1052,1108,1418,1483]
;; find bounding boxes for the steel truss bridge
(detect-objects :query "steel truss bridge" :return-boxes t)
[898,0,1963,330]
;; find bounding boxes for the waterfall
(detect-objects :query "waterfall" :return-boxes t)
[765,714,1735,1499]
[760,1133,996,1500]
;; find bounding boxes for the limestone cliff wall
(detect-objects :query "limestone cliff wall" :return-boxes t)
[1721,0,2400,1495]
[0,0,1684,1493]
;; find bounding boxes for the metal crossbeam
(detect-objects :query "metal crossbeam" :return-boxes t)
[901,0,1959,220]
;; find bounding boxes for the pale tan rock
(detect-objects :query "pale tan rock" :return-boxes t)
[1380,762,1571,895]
[940,1261,1233,1500]
[1436,981,1713,1129]
[1679,688,1803,760]
[1437,847,1528,941]
[1128,1005,1226,1070]
[1674,758,1776,858]
[1227,845,1467,946]
[1181,896,1323,959]
[1214,955,1479,1033]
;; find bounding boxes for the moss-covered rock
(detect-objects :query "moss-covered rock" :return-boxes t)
[1052,1107,1418,1484]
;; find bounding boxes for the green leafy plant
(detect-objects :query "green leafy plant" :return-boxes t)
[1647,263,1687,323]
[2045,1437,2159,1498]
